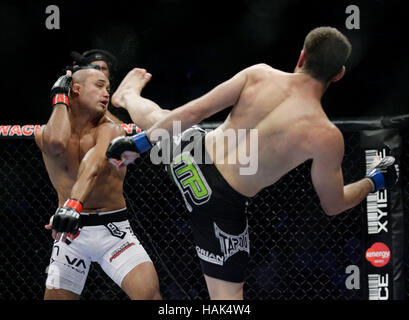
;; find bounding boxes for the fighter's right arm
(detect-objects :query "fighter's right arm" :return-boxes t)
[310,126,373,216]
[35,74,72,156]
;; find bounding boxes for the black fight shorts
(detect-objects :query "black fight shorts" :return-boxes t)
[164,127,250,283]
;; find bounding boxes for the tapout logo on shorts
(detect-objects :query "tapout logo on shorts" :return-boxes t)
[365,242,391,267]
[214,222,250,262]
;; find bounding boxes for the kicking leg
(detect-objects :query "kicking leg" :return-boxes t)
[111,68,170,130]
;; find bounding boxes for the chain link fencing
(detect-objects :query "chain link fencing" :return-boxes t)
[0,123,407,300]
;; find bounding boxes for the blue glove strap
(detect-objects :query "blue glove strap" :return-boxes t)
[367,169,385,191]
[132,132,152,153]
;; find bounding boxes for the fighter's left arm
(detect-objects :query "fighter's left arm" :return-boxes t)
[310,127,373,216]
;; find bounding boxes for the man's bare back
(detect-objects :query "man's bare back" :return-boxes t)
[206,64,341,197]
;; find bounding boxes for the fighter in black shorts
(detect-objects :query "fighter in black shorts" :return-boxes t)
[165,127,249,283]
[105,28,398,300]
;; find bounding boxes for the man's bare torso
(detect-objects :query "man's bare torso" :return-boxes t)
[205,65,340,197]
[40,117,126,212]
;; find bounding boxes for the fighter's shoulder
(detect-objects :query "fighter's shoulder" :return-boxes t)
[310,121,344,156]
[244,63,281,82]
[96,120,126,138]
[246,63,272,72]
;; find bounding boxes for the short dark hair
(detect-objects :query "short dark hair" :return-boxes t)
[303,27,352,83]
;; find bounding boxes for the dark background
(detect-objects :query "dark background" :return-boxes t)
[0,0,407,124]
[1,0,408,303]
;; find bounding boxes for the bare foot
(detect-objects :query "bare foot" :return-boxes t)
[111,68,152,108]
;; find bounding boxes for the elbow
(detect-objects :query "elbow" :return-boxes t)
[43,139,67,155]
[321,203,344,216]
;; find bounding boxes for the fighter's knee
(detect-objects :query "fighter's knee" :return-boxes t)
[127,280,161,300]
[149,284,162,300]
[122,262,162,300]
[140,274,161,299]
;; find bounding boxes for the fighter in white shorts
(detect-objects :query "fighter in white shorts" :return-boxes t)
[45,208,152,296]
[36,66,161,300]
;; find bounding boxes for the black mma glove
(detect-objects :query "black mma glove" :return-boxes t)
[51,74,72,108]
[365,156,398,192]
[52,199,82,237]
[106,132,153,161]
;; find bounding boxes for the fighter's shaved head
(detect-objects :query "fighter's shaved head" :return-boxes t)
[72,68,105,84]
[70,68,109,98]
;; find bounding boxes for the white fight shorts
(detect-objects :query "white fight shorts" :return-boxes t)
[45,208,152,295]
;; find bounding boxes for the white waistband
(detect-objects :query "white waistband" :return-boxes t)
[81,207,127,216]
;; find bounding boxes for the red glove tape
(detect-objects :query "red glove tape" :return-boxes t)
[63,199,83,213]
[52,94,70,108]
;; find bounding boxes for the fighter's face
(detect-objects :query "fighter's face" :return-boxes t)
[77,71,110,113]
[90,60,110,78]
